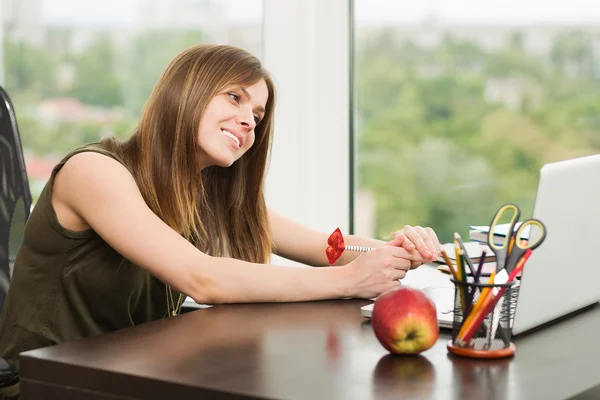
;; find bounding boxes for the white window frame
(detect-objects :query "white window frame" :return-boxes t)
[263,0,352,266]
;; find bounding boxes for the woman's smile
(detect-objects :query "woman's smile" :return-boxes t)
[221,128,242,149]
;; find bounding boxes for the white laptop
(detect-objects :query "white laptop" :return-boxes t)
[362,154,600,336]
[511,154,600,334]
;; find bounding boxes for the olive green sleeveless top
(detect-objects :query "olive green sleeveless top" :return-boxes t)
[0,142,182,376]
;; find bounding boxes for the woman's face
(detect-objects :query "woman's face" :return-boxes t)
[197,78,268,169]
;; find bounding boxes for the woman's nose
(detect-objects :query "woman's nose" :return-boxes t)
[237,107,256,131]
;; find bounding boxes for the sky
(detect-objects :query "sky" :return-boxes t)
[41,0,263,27]
[355,0,600,25]
[40,0,600,27]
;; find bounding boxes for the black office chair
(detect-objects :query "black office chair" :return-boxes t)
[0,85,32,387]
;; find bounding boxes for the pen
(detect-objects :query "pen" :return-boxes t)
[473,250,487,284]
[459,249,476,316]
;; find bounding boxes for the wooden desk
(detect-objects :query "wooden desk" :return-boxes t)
[19,297,600,400]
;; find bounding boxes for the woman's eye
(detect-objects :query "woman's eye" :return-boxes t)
[254,115,260,124]
[228,92,240,102]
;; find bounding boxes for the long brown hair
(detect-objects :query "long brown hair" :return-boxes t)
[103,44,275,263]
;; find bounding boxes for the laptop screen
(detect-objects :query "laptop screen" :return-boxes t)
[512,154,600,335]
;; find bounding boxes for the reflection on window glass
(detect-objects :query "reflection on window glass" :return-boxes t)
[354,0,600,243]
[2,0,262,200]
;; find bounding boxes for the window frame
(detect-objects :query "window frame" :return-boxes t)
[263,0,353,254]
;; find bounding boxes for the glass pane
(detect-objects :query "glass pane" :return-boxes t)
[2,0,262,201]
[353,0,600,243]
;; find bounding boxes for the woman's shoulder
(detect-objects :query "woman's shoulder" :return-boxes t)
[60,145,135,184]
[52,144,142,214]
[49,139,139,202]
[55,139,132,177]
[61,139,122,164]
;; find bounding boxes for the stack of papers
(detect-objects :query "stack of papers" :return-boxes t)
[468,222,530,245]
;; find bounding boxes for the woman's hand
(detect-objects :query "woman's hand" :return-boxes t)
[387,225,442,267]
[341,246,427,299]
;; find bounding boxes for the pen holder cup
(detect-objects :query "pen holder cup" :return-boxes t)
[446,277,519,359]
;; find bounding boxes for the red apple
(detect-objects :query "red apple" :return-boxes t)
[371,286,439,355]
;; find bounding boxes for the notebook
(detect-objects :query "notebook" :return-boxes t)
[360,285,455,329]
[469,222,530,245]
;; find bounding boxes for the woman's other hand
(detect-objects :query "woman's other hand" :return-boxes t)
[386,225,442,266]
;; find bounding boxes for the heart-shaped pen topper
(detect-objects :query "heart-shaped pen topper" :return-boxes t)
[326,227,345,265]
[326,228,374,265]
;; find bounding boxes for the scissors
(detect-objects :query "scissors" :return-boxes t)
[487,203,547,276]
[486,203,547,343]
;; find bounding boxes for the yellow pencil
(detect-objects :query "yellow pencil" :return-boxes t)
[454,238,462,279]
[454,244,468,314]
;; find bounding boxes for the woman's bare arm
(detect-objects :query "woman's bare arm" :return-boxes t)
[269,209,440,267]
[52,152,415,304]
[269,209,384,266]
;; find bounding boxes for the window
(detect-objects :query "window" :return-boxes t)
[353,0,600,242]
[1,0,262,200]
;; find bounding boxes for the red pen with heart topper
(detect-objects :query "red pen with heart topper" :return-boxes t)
[326,227,374,265]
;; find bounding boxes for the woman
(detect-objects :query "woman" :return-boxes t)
[0,44,441,384]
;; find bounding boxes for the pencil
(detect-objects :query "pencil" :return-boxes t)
[440,249,458,280]
[454,238,464,280]
[454,244,468,313]
[454,232,475,276]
